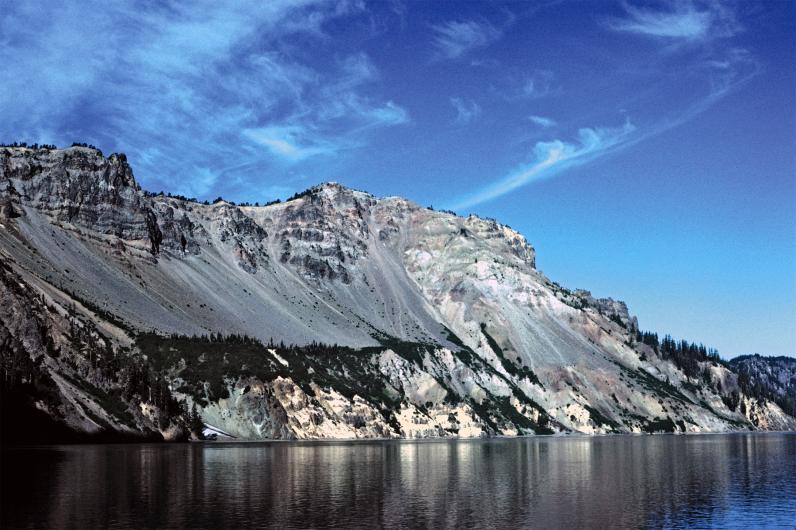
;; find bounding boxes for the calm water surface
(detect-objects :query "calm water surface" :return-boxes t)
[2,433,795,529]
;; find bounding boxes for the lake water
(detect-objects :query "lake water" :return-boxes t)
[2,433,795,529]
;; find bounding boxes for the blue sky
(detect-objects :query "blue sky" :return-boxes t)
[1,0,794,357]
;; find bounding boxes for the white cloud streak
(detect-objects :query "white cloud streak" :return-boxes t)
[431,19,501,60]
[521,70,557,99]
[447,122,635,210]
[607,0,740,40]
[497,70,558,102]
[450,97,482,125]
[0,0,408,199]
[529,115,556,128]
[446,44,759,211]
[243,126,340,161]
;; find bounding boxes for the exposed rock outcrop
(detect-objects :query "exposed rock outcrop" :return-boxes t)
[1,145,793,441]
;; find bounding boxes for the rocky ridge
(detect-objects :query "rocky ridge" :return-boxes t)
[1,145,794,441]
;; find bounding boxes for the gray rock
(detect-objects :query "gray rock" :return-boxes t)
[1,146,793,440]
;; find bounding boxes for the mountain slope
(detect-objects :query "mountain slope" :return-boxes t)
[1,145,794,440]
[729,355,796,417]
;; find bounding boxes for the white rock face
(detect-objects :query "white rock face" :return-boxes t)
[1,146,794,440]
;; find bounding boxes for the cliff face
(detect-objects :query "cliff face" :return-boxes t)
[1,145,794,441]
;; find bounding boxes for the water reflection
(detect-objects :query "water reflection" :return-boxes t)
[2,433,794,529]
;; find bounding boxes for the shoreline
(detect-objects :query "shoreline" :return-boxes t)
[4,429,794,448]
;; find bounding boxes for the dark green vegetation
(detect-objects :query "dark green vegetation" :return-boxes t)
[635,329,796,423]
[2,245,791,444]
[635,330,720,379]
[730,355,796,417]
[641,417,680,434]
[0,263,198,443]
[480,323,543,388]
[583,404,621,432]
[1,141,61,151]
[625,365,694,406]
[134,329,556,436]
[138,332,411,433]
[441,328,553,434]
[0,240,550,442]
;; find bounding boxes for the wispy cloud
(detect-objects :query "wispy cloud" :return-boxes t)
[521,70,557,98]
[529,115,556,128]
[607,0,740,40]
[450,97,482,125]
[442,1,756,212]
[243,126,340,162]
[446,41,760,211]
[447,122,635,210]
[491,69,558,103]
[0,0,407,199]
[431,19,501,60]
[359,101,409,128]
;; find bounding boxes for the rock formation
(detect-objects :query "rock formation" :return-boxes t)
[1,145,794,441]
